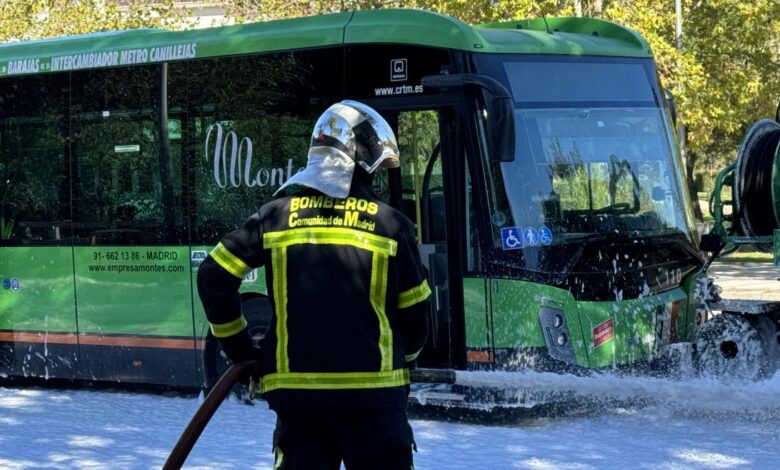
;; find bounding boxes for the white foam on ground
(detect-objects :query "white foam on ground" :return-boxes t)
[1,381,780,468]
[455,370,780,413]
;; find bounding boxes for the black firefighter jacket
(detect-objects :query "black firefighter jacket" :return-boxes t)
[197,186,431,413]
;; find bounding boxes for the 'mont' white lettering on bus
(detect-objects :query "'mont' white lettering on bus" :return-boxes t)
[204,123,304,189]
[7,59,40,75]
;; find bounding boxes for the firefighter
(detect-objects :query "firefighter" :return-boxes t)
[197,100,431,469]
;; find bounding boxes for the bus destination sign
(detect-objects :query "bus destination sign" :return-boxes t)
[0,42,198,77]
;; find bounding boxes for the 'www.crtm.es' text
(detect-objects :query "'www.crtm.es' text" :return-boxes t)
[374,85,424,96]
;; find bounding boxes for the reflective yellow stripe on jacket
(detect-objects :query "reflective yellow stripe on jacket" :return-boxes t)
[262,227,404,392]
[209,315,248,338]
[210,242,252,278]
[260,369,409,393]
[398,280,432,309]
[263,227,397,255]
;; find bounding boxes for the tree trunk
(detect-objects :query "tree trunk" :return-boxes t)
[686,150,704,223]
[593,0,603,16]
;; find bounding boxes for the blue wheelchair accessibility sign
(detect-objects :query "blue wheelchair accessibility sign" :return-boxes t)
[539,226,553,245]
[500,227,524,250]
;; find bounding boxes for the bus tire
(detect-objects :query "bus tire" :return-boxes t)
[203,294,272,397]
[695,313,767,381]
[751,315,780,376]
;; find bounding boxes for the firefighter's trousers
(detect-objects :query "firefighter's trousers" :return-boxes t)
[272,408,415,469]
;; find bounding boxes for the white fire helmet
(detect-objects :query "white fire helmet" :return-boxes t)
[275,100,400,198]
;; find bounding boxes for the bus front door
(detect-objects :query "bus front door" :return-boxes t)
[393,110,460,369]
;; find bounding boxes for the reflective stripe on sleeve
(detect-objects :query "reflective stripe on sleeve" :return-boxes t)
[209,315,248,338]
[398,280,432,309]
[210,242,252,279]
[260,368,409,393]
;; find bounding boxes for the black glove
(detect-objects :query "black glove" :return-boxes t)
[221,346,263,402]
[218,331,262,387]
[218,328,254,364]
[238,346,263,387]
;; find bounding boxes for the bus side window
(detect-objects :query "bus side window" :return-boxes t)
[0,75,69,246]
[70,65,186,246]
[183,48,343,245]
[397,110,442,244]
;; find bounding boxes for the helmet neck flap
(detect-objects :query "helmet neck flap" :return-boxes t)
[275,100,399,199]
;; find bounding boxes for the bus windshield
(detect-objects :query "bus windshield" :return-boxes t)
[475,55,700,282]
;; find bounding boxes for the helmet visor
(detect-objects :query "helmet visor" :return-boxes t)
[342,100,400,173]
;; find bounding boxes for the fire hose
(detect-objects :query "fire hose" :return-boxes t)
[163,364,456,469]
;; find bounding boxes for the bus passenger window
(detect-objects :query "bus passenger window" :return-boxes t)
[397,110,443,244]
[70,65,186,246]
[184,48,343,245]
[0,75,69,246]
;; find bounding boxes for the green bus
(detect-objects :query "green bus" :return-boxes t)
[0,9,709,395]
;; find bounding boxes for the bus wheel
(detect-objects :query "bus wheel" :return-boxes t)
[751,315,780,376]
[695,313,767,381]
[203,294,272,398]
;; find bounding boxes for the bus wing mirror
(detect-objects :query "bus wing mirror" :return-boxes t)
[422,73,515,162]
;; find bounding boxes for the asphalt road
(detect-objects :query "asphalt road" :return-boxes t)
[708,261,780,301]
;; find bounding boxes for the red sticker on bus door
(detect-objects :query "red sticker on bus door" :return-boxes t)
[593,318,614,348]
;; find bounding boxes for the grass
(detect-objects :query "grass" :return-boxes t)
[715,251,774,264]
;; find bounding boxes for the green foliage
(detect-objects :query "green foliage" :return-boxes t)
[604,0,780,159]
[395,110,440,228]
[0,1,187,42]
[223,0,569,24]
[398,110,439,188]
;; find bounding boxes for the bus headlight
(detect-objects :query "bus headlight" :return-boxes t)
[539,307,576,364]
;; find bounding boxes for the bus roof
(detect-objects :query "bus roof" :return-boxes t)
[0,9,651,78]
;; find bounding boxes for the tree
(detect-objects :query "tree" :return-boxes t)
[222,0,570,24]
[602,0,780,221]
[0,0,186,42]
